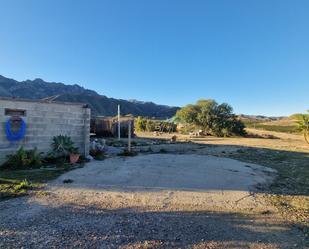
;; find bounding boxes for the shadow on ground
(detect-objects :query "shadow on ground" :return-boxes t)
[1,138,308,247]
[0,201,306,249]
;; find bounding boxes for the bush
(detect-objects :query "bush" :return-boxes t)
[89,139,106,160]
[89,149,106,160]
[296,111,309,145]
[175,99,246,137]
[135,117,177,133]
[45,135,80,164]
[135,116,147,132]
[50,135,79,158]
[117,149,137,157]
[13,179,33,192]
[145,120,156,132]
[1,147,43,170]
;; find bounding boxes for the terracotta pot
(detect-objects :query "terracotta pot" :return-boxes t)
[70,154,80,164]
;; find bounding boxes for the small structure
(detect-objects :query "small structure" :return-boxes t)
[91,116,134,137]
[0,97,90,163]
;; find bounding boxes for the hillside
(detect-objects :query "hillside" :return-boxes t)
[239,115,299,134]
[0,75,179,118]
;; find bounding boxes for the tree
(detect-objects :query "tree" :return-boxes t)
[175,104,199,125]
[296,111,309,145]
[146,119,156,132]
[135,116,147,132]
[175,99,246,137]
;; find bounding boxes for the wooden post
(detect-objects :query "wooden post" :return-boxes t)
[83,108,91,157]
[128,120,131,152]
[118,104,121,140]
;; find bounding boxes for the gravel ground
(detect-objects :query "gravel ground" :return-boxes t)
[0,154,307,249]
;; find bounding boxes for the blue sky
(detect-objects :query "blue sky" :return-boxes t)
[0,0,308,116]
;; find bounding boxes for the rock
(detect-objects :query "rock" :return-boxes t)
[105,146,122,155]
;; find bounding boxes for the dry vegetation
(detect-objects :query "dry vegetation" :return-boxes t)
[135,128,309,237]
[242,117,299,134]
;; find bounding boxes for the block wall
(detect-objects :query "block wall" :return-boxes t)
[0,98,90,163]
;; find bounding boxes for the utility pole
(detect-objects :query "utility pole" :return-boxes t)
[118,104,121,140]
[128,120,132,152]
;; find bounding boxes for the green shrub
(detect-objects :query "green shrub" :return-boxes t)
[1,147,43,170]
[89,149,106,160]
[146,120,156,132]
[43,154,63,165]
[296,111,309,145]
[178,124,195,134]
[89,139,106,160]
[50,135,79,158]
[13,179,33,192]
[135,117,177,133]
[135,116,147,132]
[175,99,246,137]
[27,148,44,167]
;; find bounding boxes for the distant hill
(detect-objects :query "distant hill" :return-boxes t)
[239,114,299,134]
[238,114,286,122]
[0,75,179,118]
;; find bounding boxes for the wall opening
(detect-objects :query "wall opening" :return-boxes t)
[4,109,26,116]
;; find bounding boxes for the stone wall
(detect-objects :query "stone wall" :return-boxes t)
[0,98,90,163]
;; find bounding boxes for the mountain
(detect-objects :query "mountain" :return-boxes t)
[0,75,179,118]
[238,114,286,122]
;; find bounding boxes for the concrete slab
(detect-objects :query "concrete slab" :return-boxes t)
[55,154,275,192]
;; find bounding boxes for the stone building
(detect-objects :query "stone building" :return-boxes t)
[0,97,90,163]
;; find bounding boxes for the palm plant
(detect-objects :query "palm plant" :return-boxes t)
[51,135,78,157]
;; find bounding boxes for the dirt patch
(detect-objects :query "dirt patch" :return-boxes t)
[0,154,307,248]
[51,154,276,211]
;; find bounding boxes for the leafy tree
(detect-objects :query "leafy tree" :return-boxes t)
[175,104,199,125]
[175,99,245,137]
[296,111,309,145]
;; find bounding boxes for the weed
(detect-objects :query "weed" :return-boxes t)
[37,190,51,196]
[229,147,309,237]
[118,149,137,157]
[89,149,106,161]
[0,165,86,201]
[273,154,289,161]
[1,147,43,170]
[63,179,74,184]
[13,179,33,192]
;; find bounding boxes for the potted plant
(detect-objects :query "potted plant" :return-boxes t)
[68,146,80,164]
[51,135,80,164]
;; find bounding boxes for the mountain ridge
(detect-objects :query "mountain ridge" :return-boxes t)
[0,75,179,118]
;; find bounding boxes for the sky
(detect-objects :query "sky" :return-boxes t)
[0,0,308,116]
